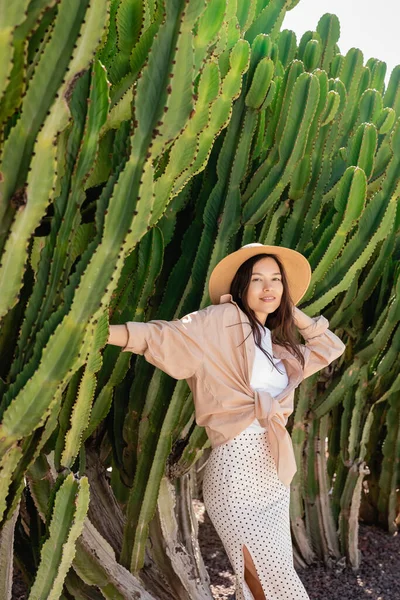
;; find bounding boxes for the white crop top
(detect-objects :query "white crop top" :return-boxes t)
[245,324,289,432]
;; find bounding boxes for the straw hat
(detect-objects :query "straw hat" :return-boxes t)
[208,243,311,305]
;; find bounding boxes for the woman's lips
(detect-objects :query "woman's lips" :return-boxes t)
[260,297,276,302]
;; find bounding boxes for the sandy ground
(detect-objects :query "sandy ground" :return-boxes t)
[194,498,400,600]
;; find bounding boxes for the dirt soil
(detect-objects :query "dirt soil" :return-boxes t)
[193,499,400,600]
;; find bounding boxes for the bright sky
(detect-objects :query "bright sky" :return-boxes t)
[282,0,399,86]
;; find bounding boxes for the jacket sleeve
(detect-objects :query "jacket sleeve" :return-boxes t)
[297,313,346,380]
[121,309,205,380]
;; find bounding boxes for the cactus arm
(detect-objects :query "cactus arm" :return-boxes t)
[236,0,256,32]
[382,64,400,116]
[347,365,368,462]
[303,38,322,71]
[244,0,287,46]
[313,360,360,418]
[60,313,109,469]
[0,447,22,522]
[0,0,90,240]
[43,59,110,312]
[0,501,20,600]
[168,39,250,204]
[53,371,82,471]
[366,57,387,94]
[330,233,395,328]
[108,6,164,109]
[106,0,144,84]
[143,10,196,159]
[101,87,133,135]
[303,119,400,312]
[282,80,346,251]
[193,0,226,71]
[316,13,340,73]
[0,383,65,525]
[305,192,397,314]
[216,104,259,239]
[260,199,289,244]
[242,71,320,224]
[320,89,340,126]
[378,394,400,533]
[277,29,297,70]
[27,457,153,599]
[373,318,400,380]
[27,474,90,600]
[363,268,400,344]
[9,126,82,379]
[245,56,274,109]
[124,376,193,572]
[206,36,274,246]
[0,121,59,318]
[0,2,60,126]
[0,1,30,102]
[355,88,382,131]
[83,354,131,443]
[336,48,369,144]
[376,106,396,135]
[289,379,316,562]
[212,11,240,76]
[306,167,367,286]
[347,122,377,179]
[97,0,120,68]
[0,0,110,318]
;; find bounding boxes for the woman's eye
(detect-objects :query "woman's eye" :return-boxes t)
[252,277,281,281]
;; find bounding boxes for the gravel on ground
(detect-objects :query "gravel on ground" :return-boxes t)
[194,498,400,600]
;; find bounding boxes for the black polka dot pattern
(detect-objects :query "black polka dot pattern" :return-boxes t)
[203,428,310,599]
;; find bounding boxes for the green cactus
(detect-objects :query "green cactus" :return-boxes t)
[0,1,399,597]
[27,473,90,600]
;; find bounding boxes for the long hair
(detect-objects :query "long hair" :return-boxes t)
[229,253,305,372]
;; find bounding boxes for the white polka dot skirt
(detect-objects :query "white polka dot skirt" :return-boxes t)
[202,428,310,599]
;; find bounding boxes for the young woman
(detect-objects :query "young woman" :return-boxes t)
[108,243,346,600]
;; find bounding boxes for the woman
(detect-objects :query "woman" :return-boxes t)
[108,243,346,600]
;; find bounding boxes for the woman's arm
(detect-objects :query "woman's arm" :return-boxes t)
[107,324,129,349]
[105,308,207,380]
[291,305,315,330]
[291,305,346,379]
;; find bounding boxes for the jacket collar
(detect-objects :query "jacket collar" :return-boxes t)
[219,293,303,393]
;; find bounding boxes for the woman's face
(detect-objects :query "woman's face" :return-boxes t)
[245,257,283,325]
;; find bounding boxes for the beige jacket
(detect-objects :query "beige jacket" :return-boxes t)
[122,293,346,487]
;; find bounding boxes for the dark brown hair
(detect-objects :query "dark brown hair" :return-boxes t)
[229,253,305,371]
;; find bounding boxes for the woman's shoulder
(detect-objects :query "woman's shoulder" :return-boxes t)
[186,302,239,332]
[202,301,238,320]
[179,302,233,326]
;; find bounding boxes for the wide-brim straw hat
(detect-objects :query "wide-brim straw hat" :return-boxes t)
[208,243,311,305]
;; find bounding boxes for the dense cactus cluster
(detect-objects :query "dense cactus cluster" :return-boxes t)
[0,0,399,598]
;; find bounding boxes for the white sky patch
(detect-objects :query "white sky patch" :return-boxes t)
[282,0,399,85]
